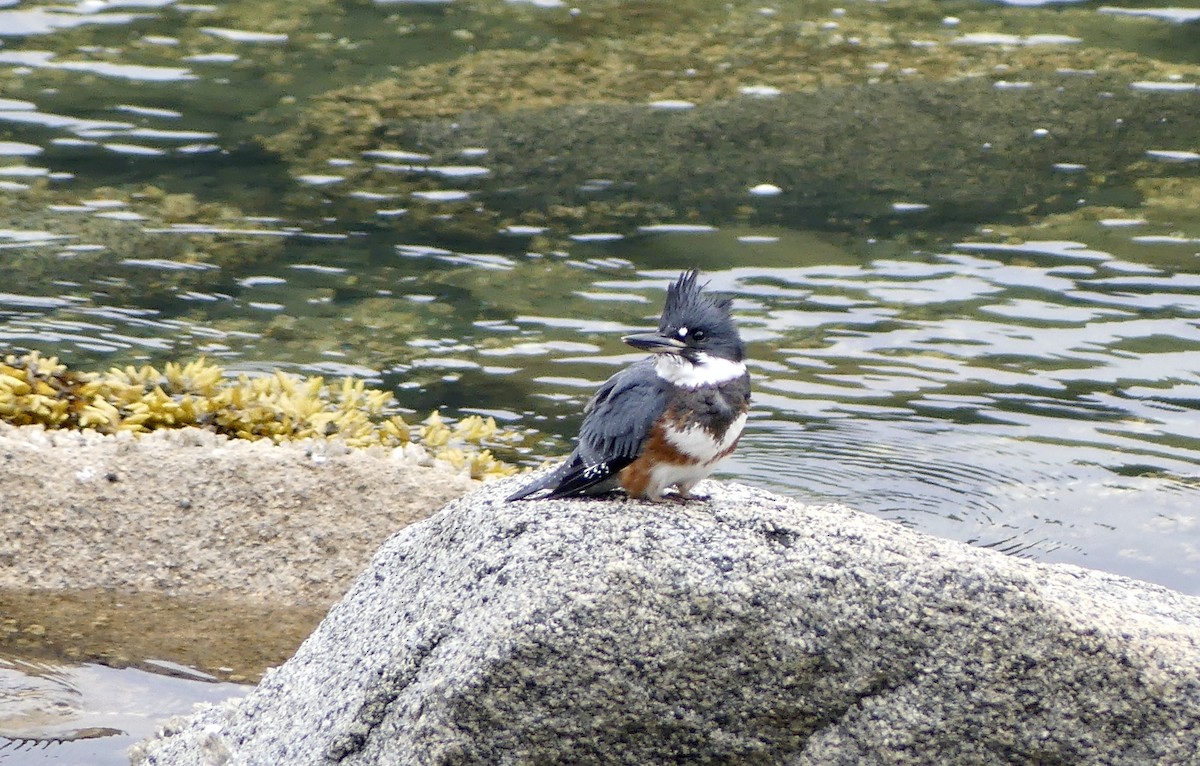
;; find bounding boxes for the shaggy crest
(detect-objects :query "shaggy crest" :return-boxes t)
[659,270,736,342]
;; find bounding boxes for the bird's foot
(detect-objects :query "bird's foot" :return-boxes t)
[591,490,627,501]
[628,489,708,503]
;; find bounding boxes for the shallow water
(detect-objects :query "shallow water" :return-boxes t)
[0,0,1198,759]
[0,588,322,763]
[0,654,246,766]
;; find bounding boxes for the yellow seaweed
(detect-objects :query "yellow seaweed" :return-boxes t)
[0,352,518,480]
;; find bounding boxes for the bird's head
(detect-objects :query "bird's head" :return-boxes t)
[622,270,745,364]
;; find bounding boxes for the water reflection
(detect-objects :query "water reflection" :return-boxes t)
[0,654,246,766]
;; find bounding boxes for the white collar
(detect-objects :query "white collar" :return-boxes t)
[654,352,746,389]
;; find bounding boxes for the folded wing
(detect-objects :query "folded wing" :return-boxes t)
[506,359,668,501]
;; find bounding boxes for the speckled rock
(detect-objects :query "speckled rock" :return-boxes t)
[130,479,1200,765]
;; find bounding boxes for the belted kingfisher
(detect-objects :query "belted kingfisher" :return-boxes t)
[507,270,750,503]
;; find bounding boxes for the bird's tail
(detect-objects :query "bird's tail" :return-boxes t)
[504,468,560,502]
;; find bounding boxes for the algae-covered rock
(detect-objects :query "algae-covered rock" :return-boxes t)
[270,76,1200,237]
[0,352,518,479]
[250,0,1200,239]
[263,0,1187,129]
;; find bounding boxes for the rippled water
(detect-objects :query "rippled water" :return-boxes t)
[0,654,245,766]
[0,0,1198,759]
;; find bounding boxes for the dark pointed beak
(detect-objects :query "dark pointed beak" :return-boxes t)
[623,331,686,354]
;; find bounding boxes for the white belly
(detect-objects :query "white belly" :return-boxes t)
[663,412,748,462]
[644,412,747,500]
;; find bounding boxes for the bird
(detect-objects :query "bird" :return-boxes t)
[506,269,750,503]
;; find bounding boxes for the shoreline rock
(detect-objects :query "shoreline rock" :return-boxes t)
[0,423,476,604]
[131,479,1200,765]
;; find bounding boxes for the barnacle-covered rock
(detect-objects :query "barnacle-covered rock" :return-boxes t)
[0,352,517,480]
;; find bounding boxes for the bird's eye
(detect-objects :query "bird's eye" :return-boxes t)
[691,329,706,342]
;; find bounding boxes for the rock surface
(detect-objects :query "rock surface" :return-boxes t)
[131,478,1200,765]
[0,423,475,604]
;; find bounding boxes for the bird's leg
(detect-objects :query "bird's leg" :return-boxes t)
[672,483,709,502]
[638,493,671,504]
[631,486,672,503]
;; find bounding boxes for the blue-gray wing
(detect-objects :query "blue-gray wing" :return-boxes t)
[506,359,668,501]
[576,358,668,465]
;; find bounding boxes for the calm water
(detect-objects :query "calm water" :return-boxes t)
[1,0,1198,759]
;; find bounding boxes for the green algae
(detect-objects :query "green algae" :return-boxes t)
[265,0,1192,131]
[950,173,1200,268]
[260,0,1198,146]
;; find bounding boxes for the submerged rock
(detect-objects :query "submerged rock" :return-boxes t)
[286,76,1200,235]
[130,479,1200,765]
